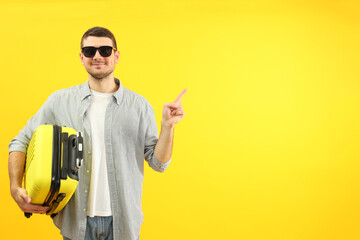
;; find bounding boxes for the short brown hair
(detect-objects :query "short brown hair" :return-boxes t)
[80,27,117,49]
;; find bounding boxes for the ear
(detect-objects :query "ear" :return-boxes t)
[79,52,84,65]
[115,50,120,64]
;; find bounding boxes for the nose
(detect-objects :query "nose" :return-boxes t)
[93,49,102,59]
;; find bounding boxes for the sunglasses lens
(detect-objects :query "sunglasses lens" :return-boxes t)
[82,47,96,58]
[99,46,113,57]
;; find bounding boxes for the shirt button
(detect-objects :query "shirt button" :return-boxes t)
[88,151,91,155]
[83,208,86,212]
[85,190,88,193]
[86,170,90,174]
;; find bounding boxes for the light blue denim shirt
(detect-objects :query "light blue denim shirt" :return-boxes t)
[8,78,170,240]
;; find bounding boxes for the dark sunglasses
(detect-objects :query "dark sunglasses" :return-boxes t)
[81,46,116,58]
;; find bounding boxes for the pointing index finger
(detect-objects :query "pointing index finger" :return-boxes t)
[173,89,187,103]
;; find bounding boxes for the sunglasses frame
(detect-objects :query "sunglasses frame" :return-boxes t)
[81,46,117,58]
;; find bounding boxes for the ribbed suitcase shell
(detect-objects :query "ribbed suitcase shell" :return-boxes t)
[25,124,82,217]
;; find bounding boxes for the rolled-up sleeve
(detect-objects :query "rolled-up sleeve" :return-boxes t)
[8,92,56,154]
[143,104,171,172]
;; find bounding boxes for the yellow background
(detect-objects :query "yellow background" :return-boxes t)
[1,0,360,239]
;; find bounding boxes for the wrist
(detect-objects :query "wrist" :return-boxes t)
[161,120,175,131]
[10,185,21,197]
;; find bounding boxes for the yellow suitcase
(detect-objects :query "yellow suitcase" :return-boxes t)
[24,124,83,218]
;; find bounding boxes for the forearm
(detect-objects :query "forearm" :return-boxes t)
[153,89,186,164]
[8,151,26,195]
[154,124,174,163]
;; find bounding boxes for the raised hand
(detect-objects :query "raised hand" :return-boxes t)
[161,89,187,128]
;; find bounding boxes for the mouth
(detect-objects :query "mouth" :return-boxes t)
[92,62,105,66]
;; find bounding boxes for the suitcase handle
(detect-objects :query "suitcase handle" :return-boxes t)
[60,132,69,180]
[62,131,83,181]
[76,132,83,169]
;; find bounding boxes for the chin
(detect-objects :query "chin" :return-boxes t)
[90,71,112,80]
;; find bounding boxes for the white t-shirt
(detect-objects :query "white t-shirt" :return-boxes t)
[86,89,113,217]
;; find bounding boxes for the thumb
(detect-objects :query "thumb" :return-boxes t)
[25,195,32,204]
[164,102,179,109]
[19,189,32,204]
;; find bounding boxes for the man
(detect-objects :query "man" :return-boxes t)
[8,26,186,240]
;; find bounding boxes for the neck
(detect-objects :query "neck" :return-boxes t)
[88,74,119,93]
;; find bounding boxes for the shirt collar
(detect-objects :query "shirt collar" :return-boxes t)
[80,78,123,105]
[112,78,123,105]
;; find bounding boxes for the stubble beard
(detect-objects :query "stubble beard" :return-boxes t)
[89,71,112,80]
[87,64,114,80]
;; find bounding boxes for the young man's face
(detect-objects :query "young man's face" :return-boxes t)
[80,36,119,80]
